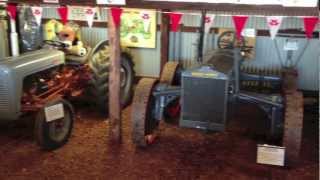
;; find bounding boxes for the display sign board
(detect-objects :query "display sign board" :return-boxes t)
[144,0,318,7]
[97,0,126,5]
[68,6,101,21]
[43,0,59,3]
[284,40,299,51]
[257,144,285,166]
[120,8,157,48]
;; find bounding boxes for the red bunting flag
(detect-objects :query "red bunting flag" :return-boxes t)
[232,16,249,40]
[6,4,17,20]
[57,6,68,25]
[303,17,319,39]
[169,13,182,32]
[110,7,123,28]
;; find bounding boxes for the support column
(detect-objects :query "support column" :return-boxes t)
[108,10,121,143]
[160,10,170,73]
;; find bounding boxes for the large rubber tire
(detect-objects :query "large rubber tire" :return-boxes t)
[132,78,158,147]
[34,99,74,150]
[282,91,304,165]
[88,40,135,113]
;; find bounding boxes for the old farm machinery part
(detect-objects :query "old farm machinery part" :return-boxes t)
[131,48,304,164]
[0,38,135,150]
[217,31,306,163]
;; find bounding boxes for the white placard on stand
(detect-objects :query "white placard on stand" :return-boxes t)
[45,103,65,122]
[257,144,285,166]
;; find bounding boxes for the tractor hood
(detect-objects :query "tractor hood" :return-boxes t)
[0,49,65,73]
[0,49,65,121]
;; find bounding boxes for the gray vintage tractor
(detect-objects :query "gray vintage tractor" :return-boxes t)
[131,47,304,164]
[0,39,135,150]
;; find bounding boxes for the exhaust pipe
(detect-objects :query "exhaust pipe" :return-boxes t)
[9,17,19,56]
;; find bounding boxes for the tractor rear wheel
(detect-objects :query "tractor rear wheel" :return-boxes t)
[160,62,181,122]
[160,61,180,85]
[283,91,304,165]
[131,78,158,147]
[88,40,135,113]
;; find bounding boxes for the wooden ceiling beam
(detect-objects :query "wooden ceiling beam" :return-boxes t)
[6,0,319,16]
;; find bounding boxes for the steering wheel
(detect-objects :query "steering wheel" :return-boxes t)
[217,31,254,57]
[43,40,69,49]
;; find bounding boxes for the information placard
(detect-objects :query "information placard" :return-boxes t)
[257,144,285,166]
[45,103,65,122]
[97,0,126,5]
[43,0,59,3]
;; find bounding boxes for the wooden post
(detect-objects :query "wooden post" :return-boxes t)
[160,10,170,73]
[108,10,122,143]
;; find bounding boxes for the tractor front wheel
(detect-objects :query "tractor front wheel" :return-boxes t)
[34,98,74,150]
[132,78,158,147]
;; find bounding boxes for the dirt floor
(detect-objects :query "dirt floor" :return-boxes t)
[0,103,318,180]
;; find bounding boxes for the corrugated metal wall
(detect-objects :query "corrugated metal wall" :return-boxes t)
[42,8,319,90]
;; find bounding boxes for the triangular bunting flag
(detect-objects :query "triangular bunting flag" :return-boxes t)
[6,4,17,20]
[57,6,69,25]
[110,7,123,28]
[85,7,97,28]
[31,7,43,26]
[303,17,319,39]
[232,16,249,40]
[204,14,215,33]
[267,16,283,40]
[169,13,183,32]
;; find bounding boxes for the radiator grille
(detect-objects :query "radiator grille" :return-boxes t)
[181,74,228,131]
[0,77,9,111]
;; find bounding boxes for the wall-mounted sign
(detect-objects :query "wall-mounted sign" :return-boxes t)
[144,0,318,7]
[282,0,318,7]
[120,8,157,48]
[68,6,101,22]
[97,0,126,5]
[43,0,59,3]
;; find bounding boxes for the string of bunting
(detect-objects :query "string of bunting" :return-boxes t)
[4,4,319,39]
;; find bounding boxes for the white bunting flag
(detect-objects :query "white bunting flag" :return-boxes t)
[140,11,151,33]
[204,14,215,33]
[85,7,97,28]
[31,7,43,26]
[267,16,283,40]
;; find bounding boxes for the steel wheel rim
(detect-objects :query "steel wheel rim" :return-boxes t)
[48,108,71,142]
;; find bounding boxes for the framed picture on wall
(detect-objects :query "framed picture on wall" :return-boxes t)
[120,8,157,49]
